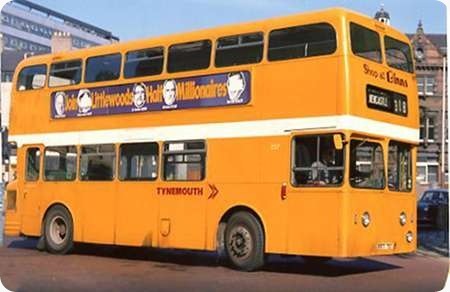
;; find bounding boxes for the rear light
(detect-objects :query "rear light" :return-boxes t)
[6,190,17,210]
[280,183,287,200]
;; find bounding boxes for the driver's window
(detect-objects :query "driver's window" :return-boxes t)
[292,134,344,187]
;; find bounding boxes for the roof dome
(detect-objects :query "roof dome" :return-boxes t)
[374,5,390,24]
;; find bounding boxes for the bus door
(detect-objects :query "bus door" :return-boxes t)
[115,142,160,247]
[21,145,44,236]
[157,141,207,249]
[286,133,344,255]
[78,144,116,244]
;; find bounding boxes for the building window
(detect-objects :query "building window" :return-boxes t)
[163,141,206,181]
[417,76,435,96]
[420,116,436,142]
[417,162,439,184]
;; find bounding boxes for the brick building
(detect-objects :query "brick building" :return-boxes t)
[375,7,447,191]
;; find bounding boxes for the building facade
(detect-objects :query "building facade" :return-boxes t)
[408,23,447,190]
[1,0,119,82]
[374,7,447,192]
[0,0,119,181]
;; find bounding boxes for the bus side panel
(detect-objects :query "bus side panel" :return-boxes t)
[79,182,116,244]
[257,57,340,120]
[115,182,157,247]
[206,137,290,254]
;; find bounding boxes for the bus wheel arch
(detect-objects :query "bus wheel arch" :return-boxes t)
[217,206,266,271]
[41,203,74,254]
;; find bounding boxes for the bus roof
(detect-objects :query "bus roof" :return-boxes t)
[15,7,410,69]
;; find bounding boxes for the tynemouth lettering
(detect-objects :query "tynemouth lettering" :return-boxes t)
[157,187,204,196]
[363,64,408,88]
[51,71,251,119]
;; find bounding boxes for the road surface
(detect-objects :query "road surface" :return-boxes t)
[0,236,448,292]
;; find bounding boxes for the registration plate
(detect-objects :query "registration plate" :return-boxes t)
[376,242,396,250]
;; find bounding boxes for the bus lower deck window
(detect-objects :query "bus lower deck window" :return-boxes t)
[119,143,159,181]
[44,146,77,181]
[163,141,206,181]
[80,144,116,181]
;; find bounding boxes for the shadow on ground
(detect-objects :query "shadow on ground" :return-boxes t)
[6,237,401,277]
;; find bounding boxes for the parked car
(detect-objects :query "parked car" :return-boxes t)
[417,188,448,227]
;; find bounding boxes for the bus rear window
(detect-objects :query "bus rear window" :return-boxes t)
[385,36,414,73]
[85,54,121,83]
[215,32,264,67]
[268,23,336,61]
[168,40,211,73]
[350,23,382,63]
[17,65,47,91]
[124,47,164,78]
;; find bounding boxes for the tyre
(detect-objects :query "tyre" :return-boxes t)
[44,205,74,254]
[225,211,265,271]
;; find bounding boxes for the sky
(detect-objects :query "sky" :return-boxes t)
[28,0,447,41]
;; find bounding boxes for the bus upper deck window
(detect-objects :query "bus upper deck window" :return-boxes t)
[385,36,414,73]
[350,23,382,63]
[49,60,82,87]
[17,65,47,91]
[168,40,211,73]
[268,23,336,61]
[85,54,121,83]
[215,32,264,67]
[124,47,164,78]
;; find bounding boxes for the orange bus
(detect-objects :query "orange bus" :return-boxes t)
[4,8,418,271]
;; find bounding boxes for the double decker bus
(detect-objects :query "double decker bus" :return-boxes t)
[4,8,418,271]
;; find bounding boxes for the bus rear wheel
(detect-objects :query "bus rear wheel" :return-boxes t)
[225,212,265,271]
[44,205,74,254]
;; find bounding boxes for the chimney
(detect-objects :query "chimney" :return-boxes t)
[51,31,73,53]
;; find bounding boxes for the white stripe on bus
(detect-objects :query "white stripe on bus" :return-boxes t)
[9,115,419,146]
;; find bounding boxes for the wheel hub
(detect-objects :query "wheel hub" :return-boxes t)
[229,226,252,259]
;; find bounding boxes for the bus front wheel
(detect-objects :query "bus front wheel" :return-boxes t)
[225,212,265,271]
[44,205,74,254]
